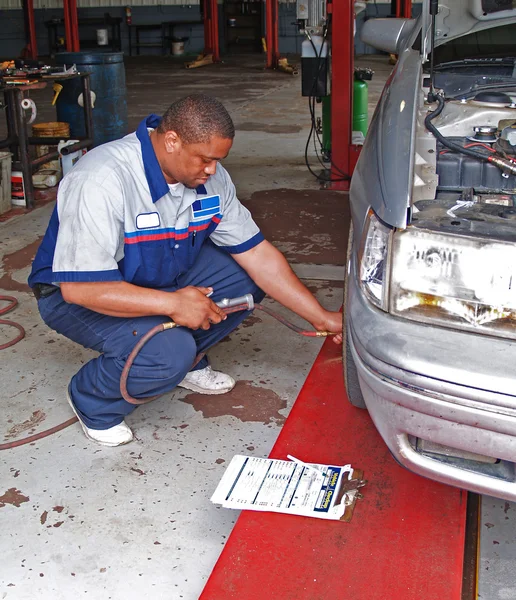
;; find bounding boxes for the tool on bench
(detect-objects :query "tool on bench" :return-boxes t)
[120,294,337,404]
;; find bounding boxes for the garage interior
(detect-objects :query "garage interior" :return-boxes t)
[1,1,516,599]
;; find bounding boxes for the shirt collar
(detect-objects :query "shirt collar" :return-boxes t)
[136,114,169,204]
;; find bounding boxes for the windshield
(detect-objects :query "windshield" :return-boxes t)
[425,23,516,98]
[432,23,516,62]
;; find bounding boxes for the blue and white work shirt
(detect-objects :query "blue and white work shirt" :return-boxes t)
[29,115,264,289]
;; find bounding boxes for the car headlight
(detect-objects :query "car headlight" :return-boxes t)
[390,227,516,338]
[359,210,392,311]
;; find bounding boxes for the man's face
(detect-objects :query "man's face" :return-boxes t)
[161,132,233,189]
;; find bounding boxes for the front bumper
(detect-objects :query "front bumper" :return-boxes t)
[348,263,516,500]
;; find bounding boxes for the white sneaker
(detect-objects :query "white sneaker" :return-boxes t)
[66,390,134,447]
[178,366,236,395]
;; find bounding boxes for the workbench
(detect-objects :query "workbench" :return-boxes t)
[0,73,93,209]
[45,16,122,55]
[128,20,202,56]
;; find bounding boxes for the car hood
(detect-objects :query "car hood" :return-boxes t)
[421,0,516,60]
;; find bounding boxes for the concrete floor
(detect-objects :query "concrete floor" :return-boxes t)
[0,53,513,599]
[0,53,353,600]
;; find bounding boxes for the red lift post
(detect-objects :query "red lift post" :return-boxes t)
[63,0,80,52]
[329,0,359,190]
[203,0,220,62]
[21,0,38,59]
[398,0,412,17]
[265,0,280,69]
[329,0,411,190]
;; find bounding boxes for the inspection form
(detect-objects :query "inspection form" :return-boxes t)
[211,455,356,520]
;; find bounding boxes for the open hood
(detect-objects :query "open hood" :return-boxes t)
[421,0,516,60]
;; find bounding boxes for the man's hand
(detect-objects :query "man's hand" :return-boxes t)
[60,281,226,328]
[168,286,227,330]
[233,241,344,345]
[315,310,343,345]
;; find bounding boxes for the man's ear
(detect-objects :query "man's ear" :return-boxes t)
[163,130,180,154]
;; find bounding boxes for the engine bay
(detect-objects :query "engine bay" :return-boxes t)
[412,83,516,239]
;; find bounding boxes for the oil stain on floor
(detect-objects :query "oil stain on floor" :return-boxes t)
[180,380,287,425]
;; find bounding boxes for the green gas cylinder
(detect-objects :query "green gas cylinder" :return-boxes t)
[352,78,369,137]
[352,68,373,137]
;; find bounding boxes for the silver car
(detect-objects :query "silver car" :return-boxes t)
[346,0,516,500]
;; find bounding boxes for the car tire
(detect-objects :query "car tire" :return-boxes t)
[343,223,367,409]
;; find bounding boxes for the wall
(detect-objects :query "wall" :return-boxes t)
[0,5,205,56]
[0,1,422,59]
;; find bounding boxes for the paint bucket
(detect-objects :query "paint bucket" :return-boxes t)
[97,28,109,46]
[11,171,26,207]
[0,151,11,215]
[171,38,186,56]
[97,29,109,46]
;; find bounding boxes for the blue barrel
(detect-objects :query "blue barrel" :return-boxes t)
[55,52,128,147]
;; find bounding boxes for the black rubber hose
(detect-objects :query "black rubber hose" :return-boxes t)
[424,94,493,163]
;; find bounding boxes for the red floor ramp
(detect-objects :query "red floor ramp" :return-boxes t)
[200,339,467,600]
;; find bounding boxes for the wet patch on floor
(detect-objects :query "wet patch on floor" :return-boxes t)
[181,380,286,425]
[0,488,29,508]
[239,315,263,329]
[236,122,302,134]
[303,280,344,296]
[245,188,350,265]
[5,410,46,439]
[0,236,43,292]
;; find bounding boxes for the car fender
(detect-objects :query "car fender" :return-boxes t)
[350,48,422,229]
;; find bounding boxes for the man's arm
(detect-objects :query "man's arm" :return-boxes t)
[60,282,226,330]
[232,240,343,343]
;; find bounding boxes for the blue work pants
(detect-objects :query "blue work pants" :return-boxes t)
[37,241,264,429]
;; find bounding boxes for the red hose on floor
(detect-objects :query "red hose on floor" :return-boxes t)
[0,295,25,350]
[1,302,337,449]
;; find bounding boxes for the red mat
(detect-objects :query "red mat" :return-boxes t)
[201,339,467,600]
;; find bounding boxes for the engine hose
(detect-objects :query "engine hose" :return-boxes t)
[0,295,26,350]
[425,94,494,162]
[1,302,336,449]
[427,96,516,178]
[120,303,335,405]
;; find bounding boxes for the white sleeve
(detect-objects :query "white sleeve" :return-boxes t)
[52,173,124,282]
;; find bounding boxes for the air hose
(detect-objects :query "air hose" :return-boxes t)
[120,294,335,405]
[0,295,25,350]
[1,295,336,449]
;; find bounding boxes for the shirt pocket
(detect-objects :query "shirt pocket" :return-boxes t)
[123,239,180,288]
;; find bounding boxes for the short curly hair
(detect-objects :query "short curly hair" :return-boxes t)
[158,94,235,144]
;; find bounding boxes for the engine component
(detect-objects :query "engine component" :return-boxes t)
[473,91,513,105]
[469,125,497,143]
[437,138,516,191]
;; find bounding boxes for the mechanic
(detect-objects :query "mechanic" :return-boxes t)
[28,94,343,447]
